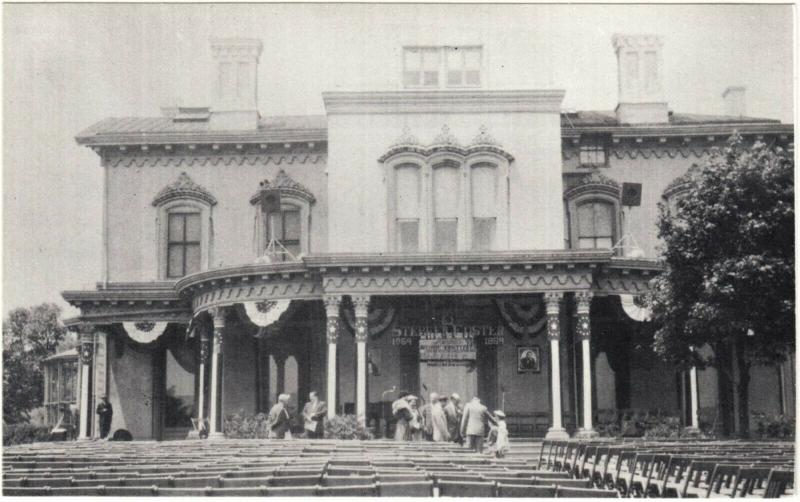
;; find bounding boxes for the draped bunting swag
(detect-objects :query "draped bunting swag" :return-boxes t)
[342,304,396,339]
[620,294,651,322]
[121,321,169,344]
[243,299,292,327]
[494,296,547,337]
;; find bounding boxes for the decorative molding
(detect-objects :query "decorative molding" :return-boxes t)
[612,34,663,51]
[432,125,461,147]
[208,307,227,328]
[192,279,322,314]
[152,172,217,207]
[594,277,654,294]
[324,294,342,344]
[322,272,592,296]
[210,38,263,60]
[107,154,326,168]
[564,170,621,200]
[575,290,592,341]
[390,126,422,148]
[323,89,566,115]
[199,339,211,364]
[575,291,593,314]
[248,169,316,205]
[379,125,513,163]
[470,125,501,147]
[563,146,714,161]
[544,292,562,341]
[352,295,371,343]
[80,341,94,365]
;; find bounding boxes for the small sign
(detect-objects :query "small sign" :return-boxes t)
[517,345,541,373]
[622,182,642,207]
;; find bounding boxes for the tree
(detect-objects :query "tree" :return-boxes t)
[3,303,68,424]
[646,134,794,437]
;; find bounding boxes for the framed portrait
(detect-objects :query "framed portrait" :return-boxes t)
[517,346,541,373]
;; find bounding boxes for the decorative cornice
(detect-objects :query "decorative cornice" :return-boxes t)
[390,126,421,149]
[152,172,217,207]
[470,125,501,147]
[323,89,566,115]
[248,169,316,205]
[612,34,663,51]
[107,154,326,168]
[210,38,263,60]
[379,125,513,163]
[191,278,323,314]
[563,170,621,200]
[431,125,461,147]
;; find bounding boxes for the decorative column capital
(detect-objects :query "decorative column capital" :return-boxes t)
[352,295,371,343]
[324,295,342,344]
[208,307,227,329]
[79,341,94,365]
[575,291,593,340]
[544,292,562,341]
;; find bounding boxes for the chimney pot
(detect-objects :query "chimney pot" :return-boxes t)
[209,38,263,130]
[612,34,669,124]
[722,86,746,117]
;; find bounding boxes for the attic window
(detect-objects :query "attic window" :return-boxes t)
[403,46,482,89]
[579,135,608,167]
[173,107,211,122]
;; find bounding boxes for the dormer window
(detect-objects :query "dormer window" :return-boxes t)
[403,46,482,89]
[578,135,608,167]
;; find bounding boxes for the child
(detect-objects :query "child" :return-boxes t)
[488,410,509,458]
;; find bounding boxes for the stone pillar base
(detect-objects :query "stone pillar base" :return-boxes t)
[207,432,225,440]
[545,427,570,439]
[575,428,599,439]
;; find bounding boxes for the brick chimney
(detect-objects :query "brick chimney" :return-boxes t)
[612,34,669,124]
[209,38,263,130]
[722,86,746,117]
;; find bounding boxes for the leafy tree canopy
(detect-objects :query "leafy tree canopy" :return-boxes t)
[647,133,794,370]
[3,303,69,424]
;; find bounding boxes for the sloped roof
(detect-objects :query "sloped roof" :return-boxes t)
[560,110,782,128]
[44,348,79,362]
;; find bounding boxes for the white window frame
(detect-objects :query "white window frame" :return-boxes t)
[156,199,212,280]
[402,45,484,90]
[252,195,311,258]
[566,193,621,253]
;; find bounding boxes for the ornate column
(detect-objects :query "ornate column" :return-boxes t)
[324,295,341,419]
[575,291,599,438]
[77,325,94,440]
[545,292,569,439]
[208,307,226,439]
[353,295,370,426]
[197,327,211,430]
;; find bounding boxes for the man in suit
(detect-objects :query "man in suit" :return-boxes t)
[268,393,292,439]
[444,393,463,444]
[302,391,327,439]
[460,396,496,453]
[95,395,113,439]
[421,392,438,441]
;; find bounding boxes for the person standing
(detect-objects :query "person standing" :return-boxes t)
[488,410,510,458]
[302,391,327,439]
[444,393,463,444]
[96,395,113,439]
[431,395,450,442]
[460,396,495,453]
[391,391,413,441]
[407,396,424,441]
[421,392,438,441]
[268,393,292,439]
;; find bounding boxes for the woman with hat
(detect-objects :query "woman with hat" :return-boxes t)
[488,410,509,458]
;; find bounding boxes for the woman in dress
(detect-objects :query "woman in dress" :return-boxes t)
[407,395,424,441]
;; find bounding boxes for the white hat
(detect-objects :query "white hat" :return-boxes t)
[494,410,506,419]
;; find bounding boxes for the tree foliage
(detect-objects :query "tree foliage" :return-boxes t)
[3,303,68,424]
[646,134,794,435]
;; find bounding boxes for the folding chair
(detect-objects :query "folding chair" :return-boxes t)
[705,464,740,497]
[764,469,794,498]
[437,480,496,497]
[269,474,321,487]
[322,474,376,486]
[317,483,378,496]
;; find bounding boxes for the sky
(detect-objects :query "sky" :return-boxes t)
[2,3,794,318]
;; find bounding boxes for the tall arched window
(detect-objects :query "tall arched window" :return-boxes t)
[576,201,614,249]
[250,170,315,260]
[152,172,216,279]
[266,207,301,260]
[432,161,460,252]
[470,163,497,251]
[564,171,621,252]
[395,164,422,252]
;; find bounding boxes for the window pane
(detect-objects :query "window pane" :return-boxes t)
[403,71,420,87]
[434,218,458,253]
[471,165,496,217]
[423,71,438,86]
[433,166,459,218]
[594,203,613,236]
[184,214,201,242]
[396,166,420,218]
[284,243,301,259]
[168,245,184,277]
[465,70,481,86]
[185,244,201,275]
[464,48,481,69]
[283,210,301,241]
[267,212,283,241]
[472,217,495,251]
[447,71,463,86]
[168,214,184,242]
[595,237,613,249]
[398,219,419,253]
[577,204,595,236]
